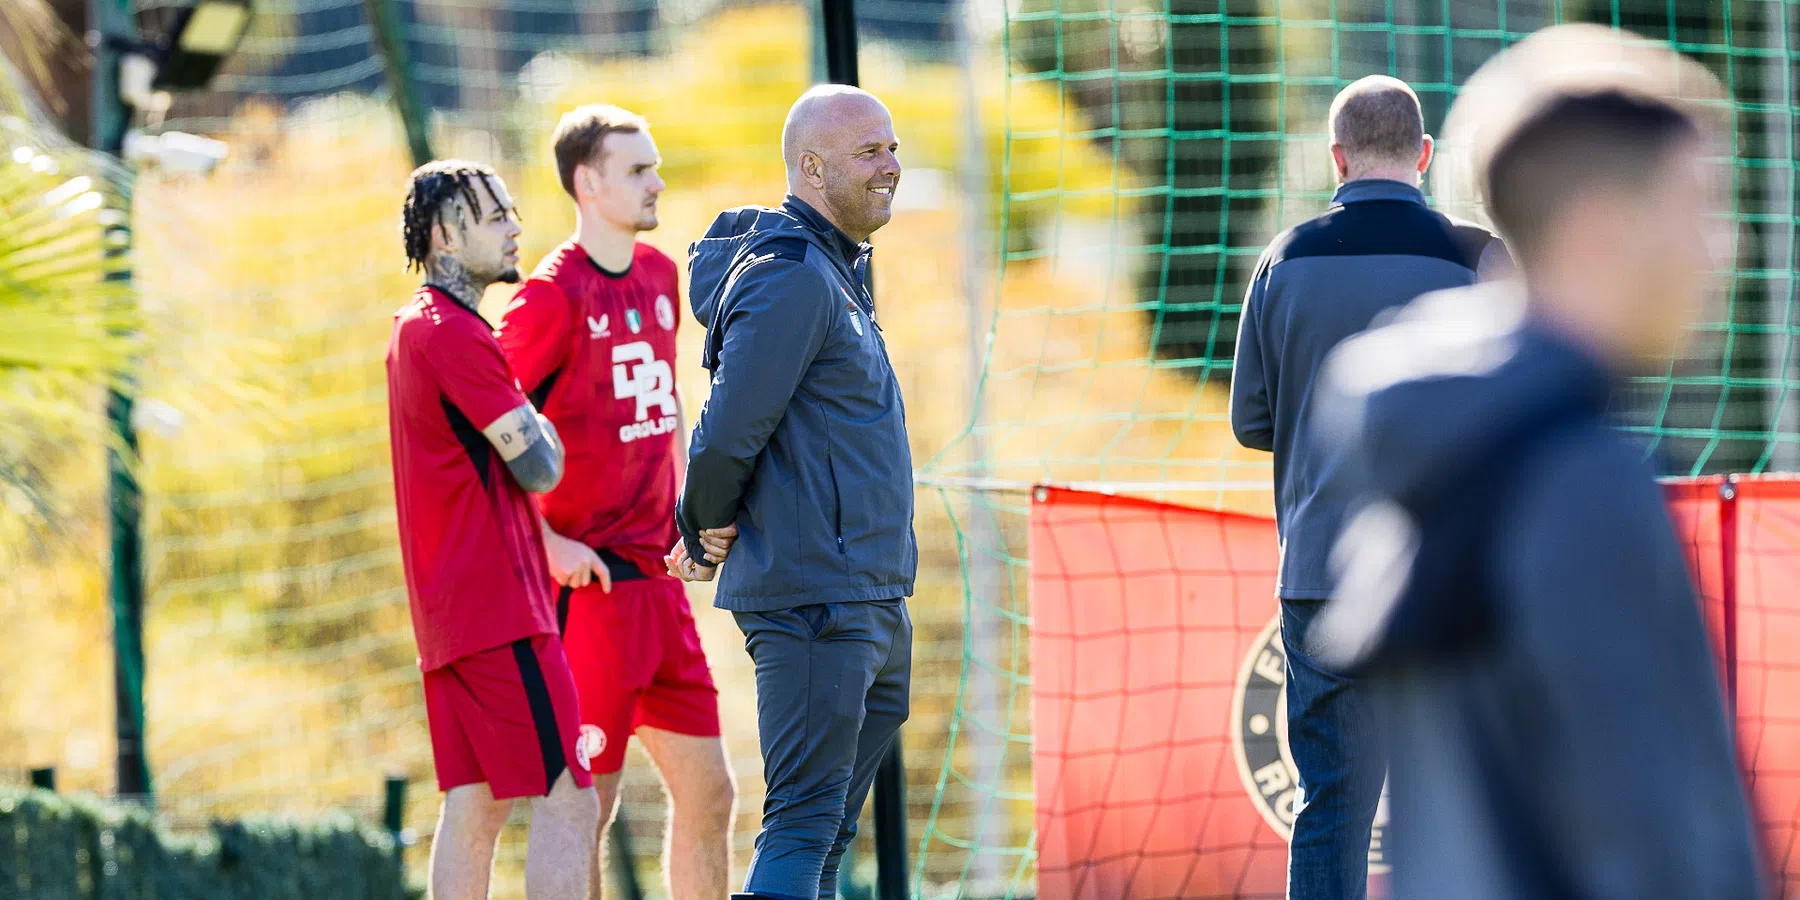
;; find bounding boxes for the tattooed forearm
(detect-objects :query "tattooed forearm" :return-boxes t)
[481,402,565,492]
[425,253,483,311]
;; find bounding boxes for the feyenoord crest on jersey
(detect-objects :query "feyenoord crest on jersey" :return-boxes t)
[576,725,605,772]
[1231,614,1390,873]
[654,294,676,331]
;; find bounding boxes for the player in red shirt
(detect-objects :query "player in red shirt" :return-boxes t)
[388,160,600,900]
[496,108,737,900]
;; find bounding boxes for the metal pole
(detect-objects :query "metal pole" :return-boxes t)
[1764,0,1797,472]
[873,741,908,900]
[1720,478,1740,720]
[609,812,646,900]
[816,5,909,896]
[29,768,57,792]
[91,0,152,803]
[821,0,860,85]
[382,774,408,843]
[953,0,1006,888]
[363,0,435,167]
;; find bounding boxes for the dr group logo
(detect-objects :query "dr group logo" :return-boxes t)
[1230,614,1390,874]
[611,341,678,443]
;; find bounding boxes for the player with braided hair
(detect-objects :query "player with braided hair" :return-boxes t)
[401,160,523,296]
[386,159,601,900]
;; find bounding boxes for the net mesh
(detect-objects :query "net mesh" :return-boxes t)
[0,0,1794,898]
[117,0,1006,896]
[913,0,1800,896]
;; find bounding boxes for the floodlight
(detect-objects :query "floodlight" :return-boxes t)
[150,0,253,92]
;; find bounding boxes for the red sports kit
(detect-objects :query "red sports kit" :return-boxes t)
[387,286,594,798]
[498,242,721,774]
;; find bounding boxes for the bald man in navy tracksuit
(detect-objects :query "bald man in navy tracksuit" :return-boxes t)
[672,87,915,900]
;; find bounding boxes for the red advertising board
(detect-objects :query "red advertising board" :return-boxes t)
[1032,478,1800,899]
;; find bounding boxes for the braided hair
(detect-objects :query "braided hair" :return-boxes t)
[401,159,503,273]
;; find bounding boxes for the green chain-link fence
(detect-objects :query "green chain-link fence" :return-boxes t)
[911,0,1798,896]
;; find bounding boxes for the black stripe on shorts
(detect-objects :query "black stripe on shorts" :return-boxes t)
[510,638,567,796]
[556,550,650,637]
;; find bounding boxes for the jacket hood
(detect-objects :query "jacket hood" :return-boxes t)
[686,196,864,328]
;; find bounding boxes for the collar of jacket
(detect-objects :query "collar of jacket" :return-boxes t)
[783,195,870,267]
[1331,178,1426,207]
[1519,311,1630,418]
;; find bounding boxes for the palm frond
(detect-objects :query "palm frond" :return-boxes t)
[0,113,140,534]
[0,121,136,373]
[0,0,85,117]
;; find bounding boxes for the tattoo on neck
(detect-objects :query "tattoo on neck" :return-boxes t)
[425,254,484,310]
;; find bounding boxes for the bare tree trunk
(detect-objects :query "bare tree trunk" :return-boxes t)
[0,0,92,142]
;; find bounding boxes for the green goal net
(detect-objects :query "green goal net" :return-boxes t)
[912,0,1799,896]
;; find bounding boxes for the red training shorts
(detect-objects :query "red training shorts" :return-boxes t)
[559,576,721,774]
[423,633,596,799]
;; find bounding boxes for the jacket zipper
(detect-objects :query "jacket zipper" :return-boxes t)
[822,416,846,555]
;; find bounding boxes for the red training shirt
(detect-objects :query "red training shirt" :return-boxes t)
[387,286,559,671]
[496,241,683,578]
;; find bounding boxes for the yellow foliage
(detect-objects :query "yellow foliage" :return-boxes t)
[512,3,1126,243]
[0,6,1268,895]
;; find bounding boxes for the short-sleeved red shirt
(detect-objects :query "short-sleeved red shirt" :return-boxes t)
[496,241,682,578]
[387,287,558,671]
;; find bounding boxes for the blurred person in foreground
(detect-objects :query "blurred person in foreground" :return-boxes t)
[496,105,738,900]
[670,84,916,900]
[388,160,600,899]
[1309,25,1763,899]
[1228,74,1507,899]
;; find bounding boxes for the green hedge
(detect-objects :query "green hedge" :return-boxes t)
[0,788,409,900]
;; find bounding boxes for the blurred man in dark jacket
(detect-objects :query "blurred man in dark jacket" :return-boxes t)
[1309,25,1763,900]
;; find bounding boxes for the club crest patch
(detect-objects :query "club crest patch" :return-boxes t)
[1231,614,1389,872]
[576,725,606,771]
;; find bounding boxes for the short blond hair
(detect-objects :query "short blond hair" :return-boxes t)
[551,104,649,198]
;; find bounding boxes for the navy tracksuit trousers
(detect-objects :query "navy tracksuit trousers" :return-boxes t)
[733,598,912,900]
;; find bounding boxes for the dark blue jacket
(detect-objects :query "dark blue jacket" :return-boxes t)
[1229,179,1507,599]
[1308,283,1763,900]
[677,196,917,611]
